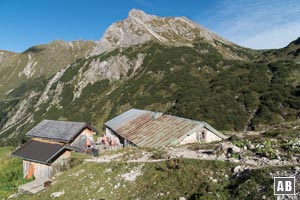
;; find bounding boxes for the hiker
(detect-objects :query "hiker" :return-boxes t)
[86,146,91,154]
[107,137,111,150]
[86,138,91,147]
[102,134,107,144]
[102,134,109,151]
[111,138,116,150]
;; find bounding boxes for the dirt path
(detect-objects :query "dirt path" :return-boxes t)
[85,152,169,163]
[85,146,299,168]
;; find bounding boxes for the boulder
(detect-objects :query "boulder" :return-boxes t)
[244,159,258,166]
[215,142,242,155]
[247,144,255,150]
[233,165,243,174]
[233,165,251,176]
[293,166,300,174]
[50,190,65,198]
[157,192,164,197]
[8,193,18,199]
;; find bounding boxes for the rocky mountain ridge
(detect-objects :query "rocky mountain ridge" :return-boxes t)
[0,9,299,146]
[92,9,236,55]
[0,50,16,63]
[0,40,96,96]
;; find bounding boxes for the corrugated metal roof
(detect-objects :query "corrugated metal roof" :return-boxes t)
[107,109,226,147]
[105,109,151,130]
[11,140,67,164]
[26,120,89,143]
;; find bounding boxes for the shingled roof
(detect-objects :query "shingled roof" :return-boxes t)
[105,109,227,147]
[26,120,90,143]
[11,140,68,165]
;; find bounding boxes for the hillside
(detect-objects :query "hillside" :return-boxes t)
[0,10,300,146]
[13,159,259,200]
[7,144,300,200]
[0,40,96,97]
[257,37,300,62]
[2,123,300,199]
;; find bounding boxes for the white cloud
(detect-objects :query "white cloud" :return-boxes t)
[238,22,300,49]
[201,0,300,49]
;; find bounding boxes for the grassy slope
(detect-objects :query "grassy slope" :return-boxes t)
[0,146,13,160]
[14,156,297,200]
[0,147,30,199]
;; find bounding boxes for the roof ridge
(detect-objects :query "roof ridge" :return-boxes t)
[25,120,92,143]
[11,140,66,165]
[42,119,87,124]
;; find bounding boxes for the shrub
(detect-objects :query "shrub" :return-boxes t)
[166,158,183,170]
[282,139,300,154]
[254,140,278,159]
[231,135,250,148]
[69,153,88,168]
[151,149,167,160]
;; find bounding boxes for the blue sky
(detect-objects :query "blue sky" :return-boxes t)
[0,0,299,52]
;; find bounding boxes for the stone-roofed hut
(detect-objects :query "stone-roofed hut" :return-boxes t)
[12,120,97,179]
[25,120,97,151]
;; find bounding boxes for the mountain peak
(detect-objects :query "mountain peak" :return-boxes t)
[128,9,157,22]
[91,9,233,55]
[128,9,147,17]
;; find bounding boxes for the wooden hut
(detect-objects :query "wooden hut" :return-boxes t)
[12,140,71,179]
[12,120,97,179]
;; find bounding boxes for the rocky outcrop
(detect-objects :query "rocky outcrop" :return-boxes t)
[3,91,37,129]
[18,54,38,78]
[73,53,145,99]
[36,65,71,108]
[0,51,15,63]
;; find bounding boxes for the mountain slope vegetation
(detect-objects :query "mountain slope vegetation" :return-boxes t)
[0,10,300,145]
[0,40,96,97]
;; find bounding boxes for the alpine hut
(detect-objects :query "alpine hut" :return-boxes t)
[12,120,97,179]
[104,109,227,148]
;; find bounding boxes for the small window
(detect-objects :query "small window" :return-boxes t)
[201,132,206,140]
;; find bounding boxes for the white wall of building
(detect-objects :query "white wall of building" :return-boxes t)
[205,130,222,143]
[179,132,198,145]
[105,128,121,145]
[179,128,222,145]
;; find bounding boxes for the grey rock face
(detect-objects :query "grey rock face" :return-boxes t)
[92,9,232,55]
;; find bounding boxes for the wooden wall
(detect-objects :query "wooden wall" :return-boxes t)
[71,128,95,152]
[23,150,71,179]
[23,160,52,179]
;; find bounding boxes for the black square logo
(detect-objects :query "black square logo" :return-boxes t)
[274,177,295,195]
